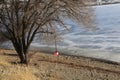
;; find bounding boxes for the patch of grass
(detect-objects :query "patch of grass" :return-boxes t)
[0,66,36,80]
[0,56,37,80]
[0,56,11,67]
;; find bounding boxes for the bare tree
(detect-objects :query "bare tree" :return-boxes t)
[0,0,95,64]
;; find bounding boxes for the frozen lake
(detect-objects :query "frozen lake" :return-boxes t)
[31,4,120,62]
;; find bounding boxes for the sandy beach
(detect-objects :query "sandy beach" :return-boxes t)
[0,49,120,80]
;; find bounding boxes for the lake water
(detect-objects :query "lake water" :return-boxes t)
[31,4,120,62]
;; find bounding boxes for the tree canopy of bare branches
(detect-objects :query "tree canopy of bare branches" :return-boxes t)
[0,0,95,64]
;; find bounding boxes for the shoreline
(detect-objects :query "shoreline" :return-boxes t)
[1,47,120,66]
[31,46,120,63]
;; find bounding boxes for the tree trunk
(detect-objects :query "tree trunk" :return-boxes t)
[24,53,28,64]
[11,40,30,64]
[18,53,25,63]
[18,48,29,64]
[18,53,28,64]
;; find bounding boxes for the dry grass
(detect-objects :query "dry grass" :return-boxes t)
[0,56,10,67]
[1,49,120,80]
[0,52,37,80]
[0,66,36,80]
